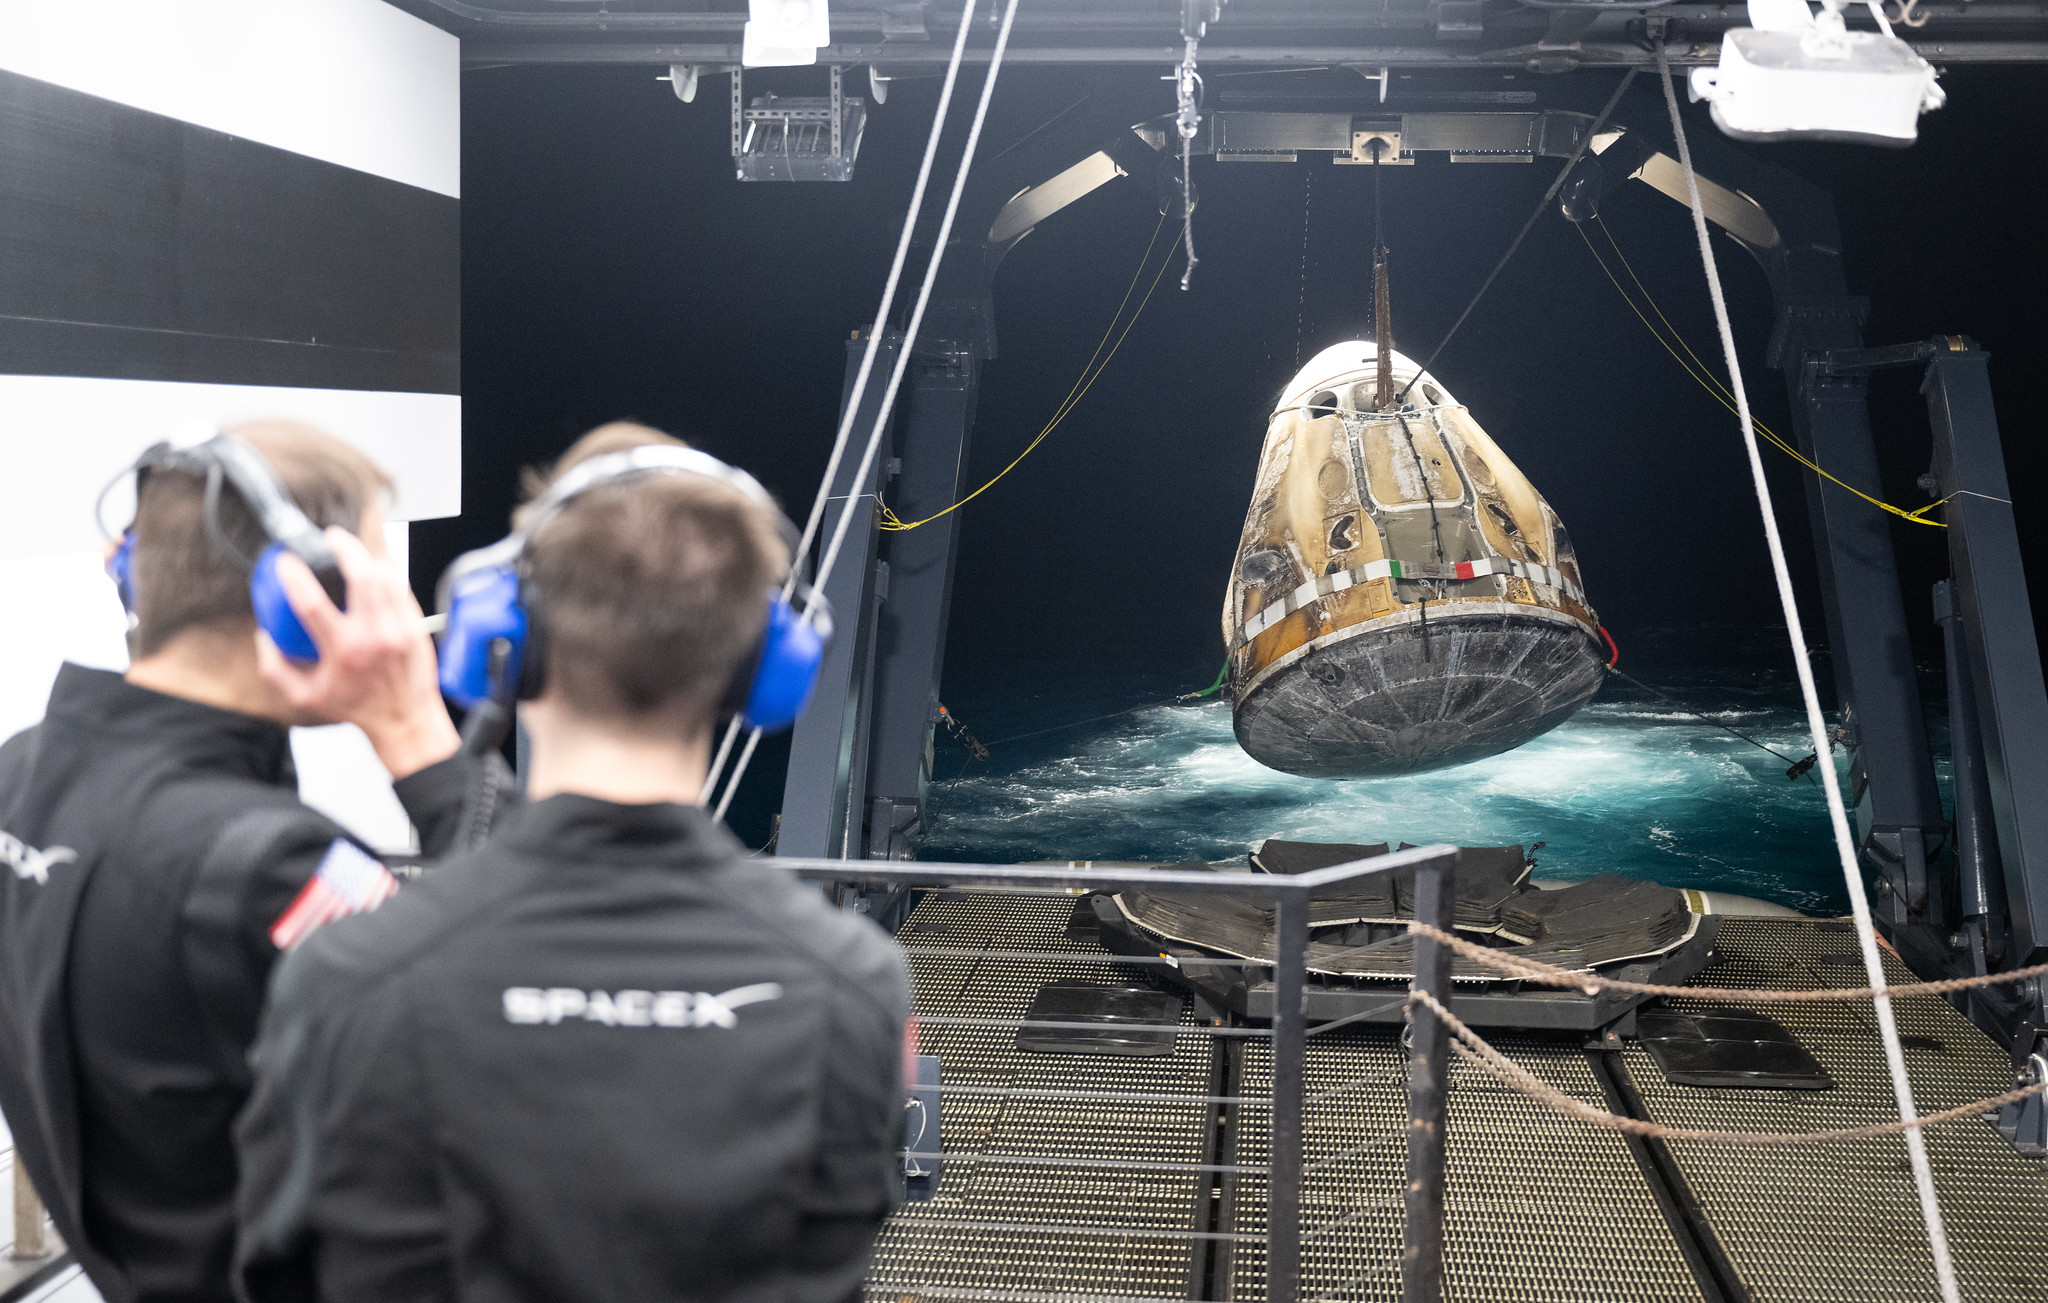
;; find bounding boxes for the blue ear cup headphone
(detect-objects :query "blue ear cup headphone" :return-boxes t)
[106,530,139,610]
[435,445,831,735]
[101,437,347,662]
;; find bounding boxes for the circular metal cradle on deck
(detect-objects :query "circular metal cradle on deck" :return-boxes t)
[1233,606,1606,779]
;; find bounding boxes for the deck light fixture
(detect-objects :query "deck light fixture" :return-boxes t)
[742,0,830,68]
[1689,0,1945,145]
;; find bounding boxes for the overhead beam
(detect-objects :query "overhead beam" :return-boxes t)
[420,0,2048,66]
[410,0,2047,53]
[461,38,2048,67]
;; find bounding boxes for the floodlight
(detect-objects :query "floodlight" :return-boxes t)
[1689,0,1945,146]
[742,0,830,69]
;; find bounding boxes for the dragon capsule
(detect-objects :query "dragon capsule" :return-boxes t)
[1223,342,1605,778]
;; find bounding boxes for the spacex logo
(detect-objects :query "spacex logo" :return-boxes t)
[502,983,783,1029]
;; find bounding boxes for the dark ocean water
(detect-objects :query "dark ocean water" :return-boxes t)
[922,631,1952,918]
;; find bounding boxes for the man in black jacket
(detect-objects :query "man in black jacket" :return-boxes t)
[235,424,910,1303]
[0,422,505,1303]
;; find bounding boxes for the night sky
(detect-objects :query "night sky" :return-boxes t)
[429,62,2047,833]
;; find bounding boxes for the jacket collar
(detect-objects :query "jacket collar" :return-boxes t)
[43,663,294,784]
[499,793,746,868]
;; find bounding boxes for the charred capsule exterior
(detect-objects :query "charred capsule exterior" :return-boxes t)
[1224,343,1605,778]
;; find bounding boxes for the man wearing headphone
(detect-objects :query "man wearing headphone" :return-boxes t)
[234,423,910,1303]
[0,421,511,1303]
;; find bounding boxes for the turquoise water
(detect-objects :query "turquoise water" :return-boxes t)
[924,640,1948,917]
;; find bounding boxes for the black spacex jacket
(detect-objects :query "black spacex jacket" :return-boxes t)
[234,795,911,1303]
[0,665,511,1303]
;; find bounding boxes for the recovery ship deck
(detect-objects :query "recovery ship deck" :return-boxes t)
[868,895,2048,1302]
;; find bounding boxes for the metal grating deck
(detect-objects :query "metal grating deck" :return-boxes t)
[868,901,2048,1303]
[1620,917,2048,1303]
[869,893,1220,1302]
[1222,1030,1710,1302]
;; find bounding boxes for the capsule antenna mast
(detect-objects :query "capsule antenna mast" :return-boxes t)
[1370,139,1395,410]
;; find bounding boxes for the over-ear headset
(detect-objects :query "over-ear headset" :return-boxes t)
[100,437,347,662]
[434,445,831,735]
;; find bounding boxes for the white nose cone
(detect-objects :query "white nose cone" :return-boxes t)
[1278,343,1456,414]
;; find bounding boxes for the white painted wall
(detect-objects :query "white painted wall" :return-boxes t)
[0,553,132,740]
[0,2,460,1273]
[0,375,460,562]
[0,1,461,857]
[0,0,459,197]
[290,523,424,855]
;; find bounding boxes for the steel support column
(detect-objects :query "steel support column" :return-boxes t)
[1779,299,1945,925]
[1402,856,1454,1303]
[863,340,981,859]
[1924,340,2048,968]
[1935,579,2007,975]
[778,334,897,860]
[1268,890,1309,1303]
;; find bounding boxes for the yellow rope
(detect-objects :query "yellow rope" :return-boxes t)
[1580,217,1946,528]
[879,215,1179,532]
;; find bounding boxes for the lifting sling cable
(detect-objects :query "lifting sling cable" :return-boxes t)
[699,0,983,806]
[1578,217,1947,528]
[879,214,1179,533]
[1391,68,1637,409]
[1175,11,1202,290]
[1657,51,1961,1303]
[711,0,1026,822]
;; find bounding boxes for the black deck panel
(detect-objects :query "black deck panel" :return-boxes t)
[871,894,1218,1302]
[1621,918,2048,1303]
[1222,1032,1710,1302]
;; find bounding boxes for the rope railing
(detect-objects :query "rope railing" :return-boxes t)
[1406,987,2048,1146]
[1404,920,2048,1002]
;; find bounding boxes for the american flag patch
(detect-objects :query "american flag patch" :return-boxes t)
[269,839,401,950]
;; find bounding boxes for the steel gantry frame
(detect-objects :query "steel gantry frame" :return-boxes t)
[755,70,2048,1110]
[393,0,2048,1134]
[402,0,2048,71]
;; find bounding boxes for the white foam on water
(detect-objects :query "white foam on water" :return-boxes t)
[926,695,1860,914]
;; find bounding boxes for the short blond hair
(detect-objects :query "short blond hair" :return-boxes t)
[130,421,391,656]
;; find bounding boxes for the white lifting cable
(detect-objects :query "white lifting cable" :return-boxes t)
[1656,49,1961,1303]
[1174,22,1202,291]
[711,0,1025,822]
[700,0,981,809]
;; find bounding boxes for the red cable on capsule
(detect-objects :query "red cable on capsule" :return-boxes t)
[1599,625,1620,669]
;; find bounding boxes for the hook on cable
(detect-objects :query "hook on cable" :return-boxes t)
[1175,1,1219,291]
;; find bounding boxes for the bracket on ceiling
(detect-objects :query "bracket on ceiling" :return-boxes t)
[732,63,866,181]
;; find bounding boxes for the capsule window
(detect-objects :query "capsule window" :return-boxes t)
[1307,390,1340,418]
[1421,384,1444,405]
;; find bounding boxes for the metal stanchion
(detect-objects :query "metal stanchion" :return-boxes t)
[777,845,1462,1302]
[1403,852,1456,1303]
[13,1162,49,1260]
[1268,890,1310,1302]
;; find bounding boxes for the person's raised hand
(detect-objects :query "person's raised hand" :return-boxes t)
[256,527,460,779]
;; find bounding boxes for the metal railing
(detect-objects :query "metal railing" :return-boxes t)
[782,845,1463,1303]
